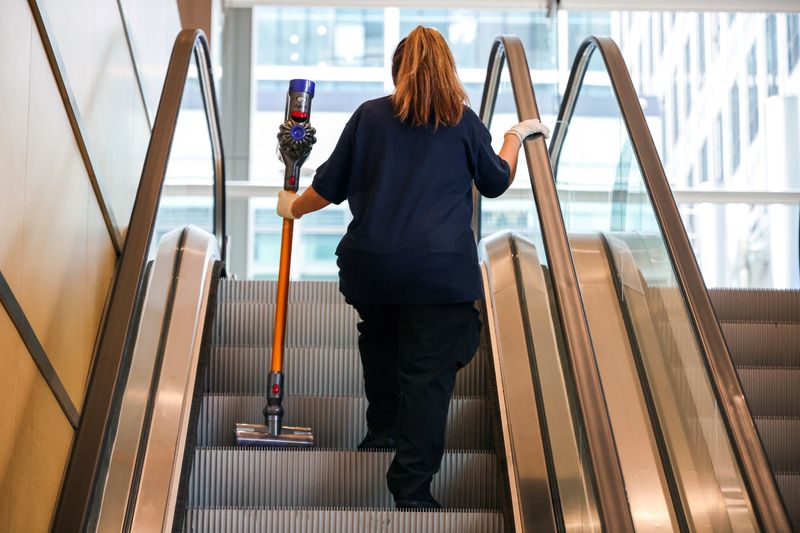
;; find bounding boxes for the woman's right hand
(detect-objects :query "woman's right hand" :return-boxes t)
[277,190,299,219]
[504,119,550,144]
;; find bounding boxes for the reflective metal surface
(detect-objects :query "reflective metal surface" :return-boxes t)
[478,36,634,532]
[550,37,789,531]
[480,232,559,533]
[95,235,176,532]
[570,234,679,532]
[607,233,757,532]
[235,423,315,448]
[512,236,601,532]
[130,225,219,532]
[481,231,602,532]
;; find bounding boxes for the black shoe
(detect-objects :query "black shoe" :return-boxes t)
[396,497,442,510]
[357,428,396,450]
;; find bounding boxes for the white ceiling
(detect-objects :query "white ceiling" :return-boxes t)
[225,0,800,12]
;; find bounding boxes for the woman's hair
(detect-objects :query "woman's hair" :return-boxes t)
[391,26,468,129]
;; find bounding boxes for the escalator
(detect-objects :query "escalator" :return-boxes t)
[53,28,797,533]
[545,36,795,532]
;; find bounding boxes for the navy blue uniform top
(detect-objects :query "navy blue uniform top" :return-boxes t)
[311,96,510,304]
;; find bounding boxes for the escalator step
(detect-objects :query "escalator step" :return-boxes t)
[205,346,486,397]
[219,279,345,304]
[737,367,800,418]
[709,288,800,323]
[720,323,800,368]
[189,448,499,510]
[775,473,800,533]
[185,507,504,532]
[197,394,490,450]
[213,301,358,347]
[754,418,800,472]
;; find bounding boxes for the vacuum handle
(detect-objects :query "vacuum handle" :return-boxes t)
[277,80,317,192]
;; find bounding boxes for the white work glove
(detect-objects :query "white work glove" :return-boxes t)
[277,190,299,220]
[504,119,550,143]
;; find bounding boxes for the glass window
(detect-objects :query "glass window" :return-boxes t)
[729,82,740,173]
[649,19,655,79]
[789,14,800,73]
[255,7,385,67]
[766,15,778,96]
[399,10,557,70]
[684,41,692,117]
[568,12,611,70]
[697,14,706,80]
[672,73,679,143]
[700,141,709,184]
[236,7,800,287]
[747,44,759,143]
[715,113,724,184]
[711,15,720,58]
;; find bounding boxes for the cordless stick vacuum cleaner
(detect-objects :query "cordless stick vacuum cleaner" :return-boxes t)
[235,79,317,447]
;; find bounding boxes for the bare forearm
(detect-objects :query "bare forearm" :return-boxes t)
[498,134,522,185]
[291,185,331,218]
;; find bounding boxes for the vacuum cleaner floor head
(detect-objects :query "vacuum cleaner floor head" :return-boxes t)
[235,423,315,447]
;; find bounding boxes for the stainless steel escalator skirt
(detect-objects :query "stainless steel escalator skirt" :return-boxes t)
[96,225,220,533]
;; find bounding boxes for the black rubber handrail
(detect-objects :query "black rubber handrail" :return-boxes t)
[53,29,226,532]
[477,35,635,533]
[550,36,791,533]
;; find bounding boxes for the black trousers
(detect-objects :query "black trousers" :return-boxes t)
[353,302,481,501]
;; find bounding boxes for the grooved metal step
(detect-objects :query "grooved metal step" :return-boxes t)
[775,473,800,532]
[189,448,499,509]
[205,346,486,397]
[719,323,800,368]
[712,288,800,531]
[710,288,800,323]
[213,301,358,347]
[754,418,800,473]
[197,394,490,450]
[185,508,504,532]
[737,367,800,418]
[219,279,346,304]
[186,279,501,531]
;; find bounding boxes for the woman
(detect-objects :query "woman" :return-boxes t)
[277,26,546,509]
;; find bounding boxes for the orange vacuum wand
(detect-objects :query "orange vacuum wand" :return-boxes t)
[235,79,316,447]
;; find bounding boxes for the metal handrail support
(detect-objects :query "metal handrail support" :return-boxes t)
[52,30,226,532]
[550,36,791,532]
[478,35,635,532]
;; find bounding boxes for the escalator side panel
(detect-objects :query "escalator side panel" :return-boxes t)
[605,233,754,532]
[480,232,558,533]
[512,237,601,532]
[569,234,680,532]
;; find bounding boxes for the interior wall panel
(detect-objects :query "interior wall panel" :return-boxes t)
[0,310,74,533]
[118,0,183,120]
[41,0,151,235]
[0,1,32,288]
[13,0,117,412]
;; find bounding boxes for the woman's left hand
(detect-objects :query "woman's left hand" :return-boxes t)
[277,190,300,219]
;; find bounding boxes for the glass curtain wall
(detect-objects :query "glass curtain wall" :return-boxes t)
[229,8,800,287]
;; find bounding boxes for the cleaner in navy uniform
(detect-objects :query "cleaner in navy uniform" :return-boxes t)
[277,26,548,509]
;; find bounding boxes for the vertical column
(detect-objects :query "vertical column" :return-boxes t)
[221,8,253,278]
